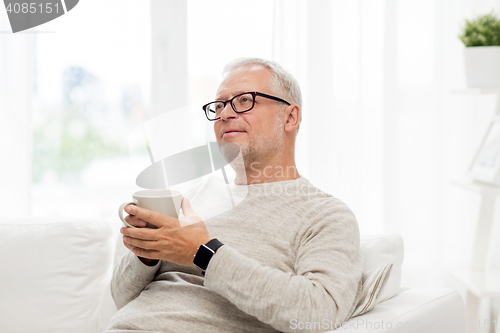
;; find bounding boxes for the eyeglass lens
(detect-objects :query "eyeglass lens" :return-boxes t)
[206,93,254,120]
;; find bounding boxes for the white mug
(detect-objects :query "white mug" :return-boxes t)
[118,189,182,228]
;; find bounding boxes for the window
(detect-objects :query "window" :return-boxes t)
[31,0,151,218]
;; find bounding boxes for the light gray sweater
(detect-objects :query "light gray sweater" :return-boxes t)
[106,176,363,333]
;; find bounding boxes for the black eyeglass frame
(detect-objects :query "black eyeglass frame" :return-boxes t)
[202,91,291,121]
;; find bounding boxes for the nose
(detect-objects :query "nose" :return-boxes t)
[219,103,238,121]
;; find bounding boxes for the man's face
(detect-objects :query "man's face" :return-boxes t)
[213,65,286,165]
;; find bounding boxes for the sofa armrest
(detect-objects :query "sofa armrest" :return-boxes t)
[335,288,465,333]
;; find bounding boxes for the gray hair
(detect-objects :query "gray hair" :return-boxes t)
[222,57,302,132]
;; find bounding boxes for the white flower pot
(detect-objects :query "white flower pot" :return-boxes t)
[464,46,500,88]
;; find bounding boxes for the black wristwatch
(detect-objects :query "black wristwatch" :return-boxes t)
[193,238,224,276]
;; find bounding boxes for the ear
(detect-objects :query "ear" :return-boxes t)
[284,105,300,133]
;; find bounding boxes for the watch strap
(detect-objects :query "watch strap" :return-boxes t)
[204,238,224,253]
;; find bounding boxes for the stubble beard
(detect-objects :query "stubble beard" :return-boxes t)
[219,110,287,183]
[239,111,286,178]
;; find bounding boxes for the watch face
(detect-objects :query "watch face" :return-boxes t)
[193,244,214,271]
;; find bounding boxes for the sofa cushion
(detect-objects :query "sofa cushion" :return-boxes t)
[0,217,115,333]
[360,233,404,303]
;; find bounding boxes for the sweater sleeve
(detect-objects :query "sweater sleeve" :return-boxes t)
[110,250,162,310]
[203,202,363,333]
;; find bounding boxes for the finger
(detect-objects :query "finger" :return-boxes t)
[124,215,147,228]
[121,226,158,241]
[125,205,175,228]
[124,203,137,216]
[181,197,198,218]
[122,236,157,257]
[131,247,159,260]
[122,238,139,253]
[122,238,133,251]
[123,235,158,251]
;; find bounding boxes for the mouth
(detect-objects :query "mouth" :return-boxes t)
[222,130,246,138]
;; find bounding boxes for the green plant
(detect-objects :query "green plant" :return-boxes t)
[459,11,500,47]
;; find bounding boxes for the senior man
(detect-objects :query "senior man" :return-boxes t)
[106,58,363,333]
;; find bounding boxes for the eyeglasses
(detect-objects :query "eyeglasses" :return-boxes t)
[202,91,291,121]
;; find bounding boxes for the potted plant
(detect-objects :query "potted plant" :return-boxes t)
[459,11,500,88]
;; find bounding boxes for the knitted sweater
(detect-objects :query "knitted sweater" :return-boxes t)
[106,176,363,333]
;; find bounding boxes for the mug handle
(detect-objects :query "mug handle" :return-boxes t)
[118,200,139,228]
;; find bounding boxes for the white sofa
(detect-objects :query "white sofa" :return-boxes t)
[0,217,465,333]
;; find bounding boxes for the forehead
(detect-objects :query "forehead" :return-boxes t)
[216,65,273,99]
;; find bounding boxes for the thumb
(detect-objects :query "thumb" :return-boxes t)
[179,197,203,227]
[181,197,197,217]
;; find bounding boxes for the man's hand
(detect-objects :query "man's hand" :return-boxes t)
[121,198,213,267]
[122,212,159,266]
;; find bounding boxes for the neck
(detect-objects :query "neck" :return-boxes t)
[234,149,300,185]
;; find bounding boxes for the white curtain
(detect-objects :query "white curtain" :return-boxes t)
[273,0,500,289]
[151,0,188,116]
[0,17,34,218]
